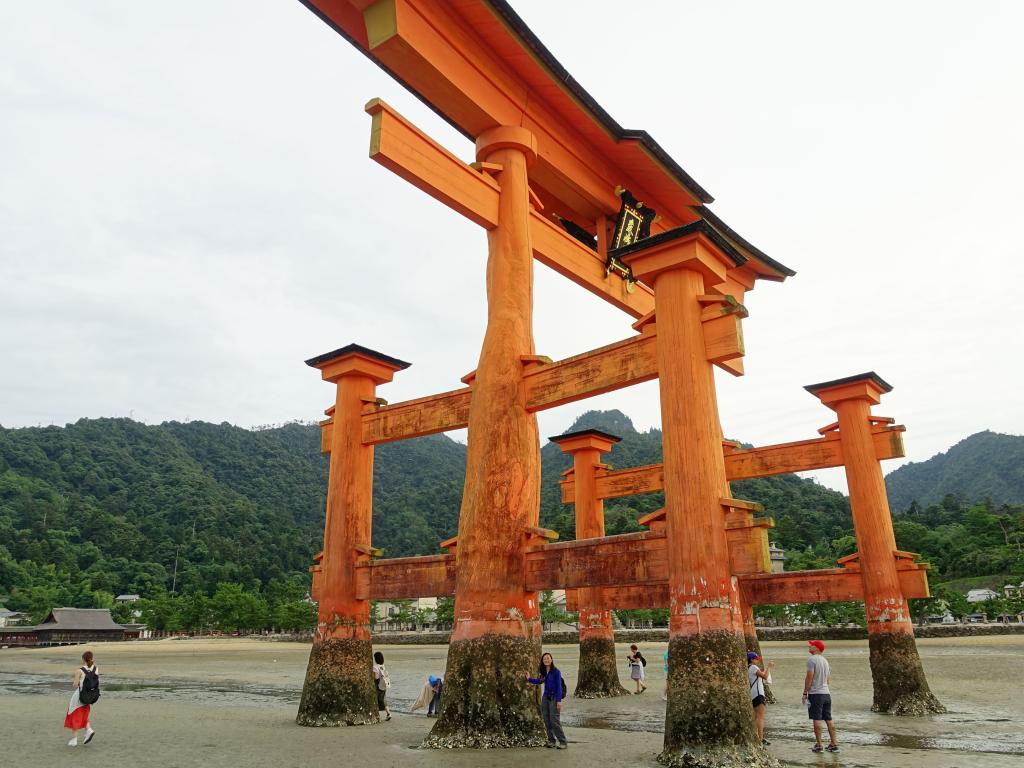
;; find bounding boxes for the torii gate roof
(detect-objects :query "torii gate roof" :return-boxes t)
[299,0,794,281]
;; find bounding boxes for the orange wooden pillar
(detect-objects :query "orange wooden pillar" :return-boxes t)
[297,344,408,726]
[621,225,762,764]
[551,429,630,698]
[807,374,944,715]
[425,126,547,748]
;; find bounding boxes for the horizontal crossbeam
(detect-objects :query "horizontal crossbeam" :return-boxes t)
[354,553,455,601]
[560,426,906,502]
[366,98,655,317]
[353,538,929,607]
[564,568,930,611]
[347,332,658,445]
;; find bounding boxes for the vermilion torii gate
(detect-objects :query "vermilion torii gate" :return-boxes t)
[294,1,943,764]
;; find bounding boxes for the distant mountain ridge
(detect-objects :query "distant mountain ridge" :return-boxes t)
[885,430,1024,511]
[3,413,1019,612]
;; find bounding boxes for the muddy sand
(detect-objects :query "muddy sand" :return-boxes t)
[1,636,1021,768]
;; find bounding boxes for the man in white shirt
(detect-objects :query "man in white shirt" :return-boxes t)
[802,639,838,753]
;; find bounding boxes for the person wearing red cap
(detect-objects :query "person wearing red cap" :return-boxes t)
[803,640,838,752]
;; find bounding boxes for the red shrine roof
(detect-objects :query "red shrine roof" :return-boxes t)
[299,0,794,281]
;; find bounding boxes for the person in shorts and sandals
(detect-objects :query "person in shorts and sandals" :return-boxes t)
[372,651,392,721]
[626,645,647,694]
[747,651,774,746]
[803,640,838,753]
[64,650,99,747]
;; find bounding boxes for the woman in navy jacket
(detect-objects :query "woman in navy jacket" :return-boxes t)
[527,652,567,749]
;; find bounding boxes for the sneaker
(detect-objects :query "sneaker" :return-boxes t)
[761,738,770,746]
[556,742,568,749]
[83,729,96,745]
[811,744,823,753]
[385,714,392,721]
[545,742,556,748]
[67,739,78,748]
[825,745,839,753]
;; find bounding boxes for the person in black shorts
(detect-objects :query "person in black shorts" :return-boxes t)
[747,651,774,746]
[803,640,838,753]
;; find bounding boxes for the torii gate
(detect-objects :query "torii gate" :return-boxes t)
[293,1,944,764]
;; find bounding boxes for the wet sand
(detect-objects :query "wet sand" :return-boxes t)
[1,636,1021,767]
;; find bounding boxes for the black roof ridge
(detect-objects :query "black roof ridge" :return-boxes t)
[305,343,411,370]
[694,206,795,277]
[804,372,893,394]
[549,428,622,444]
[485,0,713,205]
[610,219,746,267]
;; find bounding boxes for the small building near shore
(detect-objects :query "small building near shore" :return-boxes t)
[966,588,999,604]
[0,606,28,627]
[4,608,128,647]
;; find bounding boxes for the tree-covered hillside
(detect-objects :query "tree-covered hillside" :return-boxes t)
[2,414,1021,625]
[885,430,1024,510]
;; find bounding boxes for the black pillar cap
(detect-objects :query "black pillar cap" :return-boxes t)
[804,371,892,395]
[548,428,623,444]
[304,343,411,370]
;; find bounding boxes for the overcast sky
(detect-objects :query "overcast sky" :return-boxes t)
[2,1,1022,494]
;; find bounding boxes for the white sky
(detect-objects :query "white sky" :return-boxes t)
[2,1,1022,493]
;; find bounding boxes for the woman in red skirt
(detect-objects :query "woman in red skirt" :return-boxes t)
[64,650,98,747]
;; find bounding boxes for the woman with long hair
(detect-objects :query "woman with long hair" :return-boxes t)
[64,650,98,747]
[372,651,392,721]
[526,652,567,749]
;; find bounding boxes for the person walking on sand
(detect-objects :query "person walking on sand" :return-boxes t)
[527,652,568,749]
[64,650,99,747]
[411,674,443,717]
[372,651,392,721]
[747,651,774,746]
[427,675,442,716]
[626,644,647,693]
[803,640,838,753]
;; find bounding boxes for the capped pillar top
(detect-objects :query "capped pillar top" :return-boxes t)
[805,372,893,408]
[615,219,746,286]
[549,428,621,454]
[475,125,538,165]
[305,343,410,384]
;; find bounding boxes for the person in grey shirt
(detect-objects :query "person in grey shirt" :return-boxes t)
[802,640,838,753]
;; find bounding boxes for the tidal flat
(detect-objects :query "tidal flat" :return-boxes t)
[1,636,1020,768]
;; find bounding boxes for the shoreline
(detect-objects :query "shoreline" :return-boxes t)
[246,622,1024,645]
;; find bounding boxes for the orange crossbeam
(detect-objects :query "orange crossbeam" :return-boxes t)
[354,553,455,601]
[366,98,656,317]
[360,387,471,446]
[352,541,929,607]
[564,568,929,611]
[351,332,659,445]
[525,531,668,592]
[560,426,906,502]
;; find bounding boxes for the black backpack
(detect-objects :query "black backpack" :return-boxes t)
[79,667,100,705]
[560,673,568,700]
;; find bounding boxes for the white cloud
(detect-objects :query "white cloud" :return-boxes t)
[1,1,1021,493]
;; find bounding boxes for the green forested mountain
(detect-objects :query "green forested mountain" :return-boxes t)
[539,410,853,553]
[2,414,1021,624]
[884,430,1024,511]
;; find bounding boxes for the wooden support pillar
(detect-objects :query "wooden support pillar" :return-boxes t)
[724,480,777,705]
[297,344,408,726]
[807,374,944,715]
[551,430,630,698]
[425,126,547,748]
[622,226,765,767]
